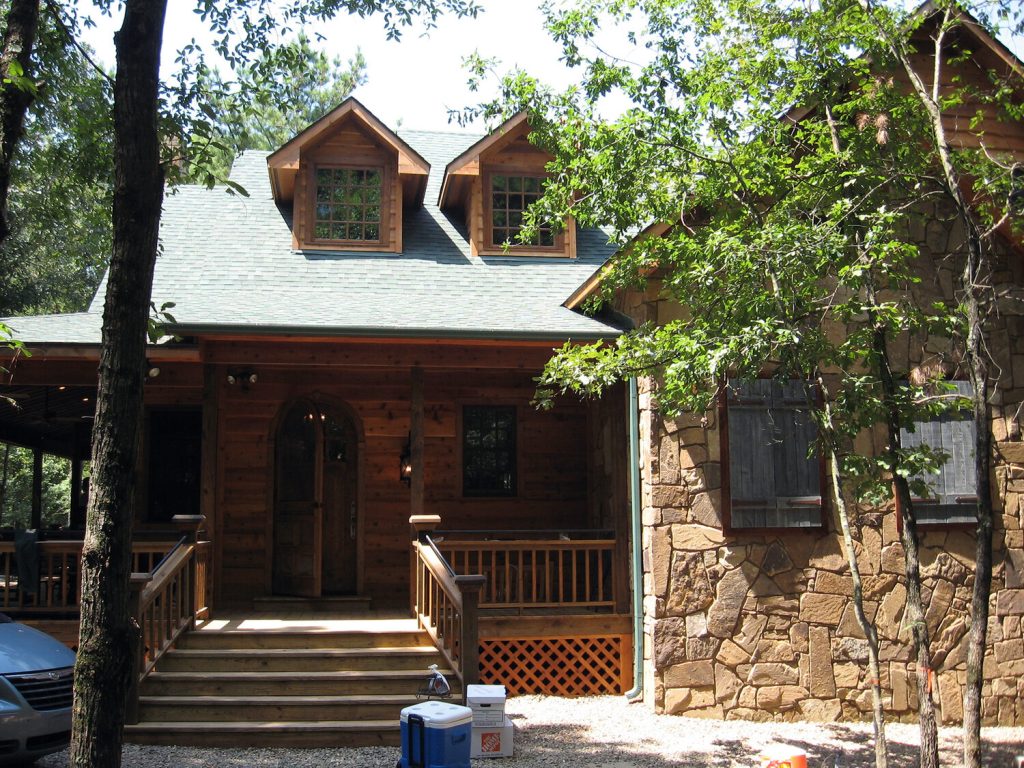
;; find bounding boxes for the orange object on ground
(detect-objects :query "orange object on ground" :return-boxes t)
[760,745,808,768]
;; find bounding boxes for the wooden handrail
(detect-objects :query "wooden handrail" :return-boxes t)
[124,515,209,724]
[410,516,484,689]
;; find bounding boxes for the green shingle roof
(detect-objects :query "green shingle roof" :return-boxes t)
[6,130,621,345]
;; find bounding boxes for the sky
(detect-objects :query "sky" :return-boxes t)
[78,0,600,132]
[76,1,1024,135]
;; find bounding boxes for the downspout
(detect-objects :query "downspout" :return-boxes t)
[625,376,644,700]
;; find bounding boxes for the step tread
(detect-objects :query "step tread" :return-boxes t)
[166,646,440,657]
[147,669,452,680]
[139,694,423,705]
[126,720,398,732]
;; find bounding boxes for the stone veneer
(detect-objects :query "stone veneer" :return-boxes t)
[625,207,1024,725]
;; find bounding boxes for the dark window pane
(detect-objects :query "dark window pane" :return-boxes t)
[463,405,516,497]
[147,410,202,523]
[313,165,384,242]
[488,174,559,249]
[277,403,317,502]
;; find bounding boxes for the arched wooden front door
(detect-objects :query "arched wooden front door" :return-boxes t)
[272,399,359,597]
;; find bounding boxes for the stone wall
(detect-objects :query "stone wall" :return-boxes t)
[623,207,1024,725]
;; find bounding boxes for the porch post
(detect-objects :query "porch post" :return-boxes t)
[70,423,84,529]
[30,447,42,529]
[410,514,441,615]
[410,366,424,517]
[455,574,486,688]
[124,572,152,726]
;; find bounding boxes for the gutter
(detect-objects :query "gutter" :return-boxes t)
[167,323,622,343]
[625,376,644,701]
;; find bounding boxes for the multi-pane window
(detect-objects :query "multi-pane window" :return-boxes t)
[490,174,555,248]
[463,405,516,497]
[725,378,824,529]
[899,380,976,525]
[313,167,383,242]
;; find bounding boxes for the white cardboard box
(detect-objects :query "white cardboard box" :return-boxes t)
[470,715,514,758]
[466,684,506,727]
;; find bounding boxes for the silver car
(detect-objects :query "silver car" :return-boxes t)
[0,614,74,765]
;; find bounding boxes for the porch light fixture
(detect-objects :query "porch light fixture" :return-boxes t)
[226,370,258,388]
[399,436,412,486]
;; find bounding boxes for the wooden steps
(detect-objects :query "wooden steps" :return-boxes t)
[124,619,457,748]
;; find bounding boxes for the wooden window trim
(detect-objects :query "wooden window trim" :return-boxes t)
[480,168,567,257]
[460,403,519,498]
[306,162,390,250]
[719,378,828,533]
[895,379,977,530]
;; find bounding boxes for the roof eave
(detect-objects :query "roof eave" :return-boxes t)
[170,322,621,343]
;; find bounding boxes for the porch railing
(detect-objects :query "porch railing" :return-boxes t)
[410,515,484,688]
[0,537,180,613]
[435,530,617,611]
[410,517,622,690]
[126,514,209,724]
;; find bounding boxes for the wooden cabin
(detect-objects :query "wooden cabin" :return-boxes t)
[0,103,636,746]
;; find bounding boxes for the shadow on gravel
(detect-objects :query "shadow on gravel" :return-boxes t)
[511,720,1024,768]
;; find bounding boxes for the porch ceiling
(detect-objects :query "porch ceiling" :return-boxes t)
[0,385,95,456]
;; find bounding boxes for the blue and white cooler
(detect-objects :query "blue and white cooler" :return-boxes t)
[398,700,473,768]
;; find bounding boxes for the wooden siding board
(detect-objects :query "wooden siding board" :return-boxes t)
[212,351,595,606]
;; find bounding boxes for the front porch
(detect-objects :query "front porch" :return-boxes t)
[2,516,632,746]
[0,338,638,744]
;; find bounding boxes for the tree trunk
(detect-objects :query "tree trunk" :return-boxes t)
[960,187,993,768]
[0,0,40,245]
[872,325,940,768]
[857,7,996,761]
[0,442,10,520]
[817,390,888,768]
[69,1,166,766]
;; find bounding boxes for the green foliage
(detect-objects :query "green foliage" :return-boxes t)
[500,0,1022,505]
[188,34,368,182]
[0,5,113,315]
[0,444,72,531]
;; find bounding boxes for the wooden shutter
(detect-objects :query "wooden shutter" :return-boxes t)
[900,380,976,524]
[728,379,822,529]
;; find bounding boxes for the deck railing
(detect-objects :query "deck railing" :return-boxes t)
[0,537,178,613]
[126,515,209,724]
[436,530,617,611]
[410,515,484,688]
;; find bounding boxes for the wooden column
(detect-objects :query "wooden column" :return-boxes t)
[200,363,221,608]
[455,573,486,690]
[124,572,152,726]
[410,514,441,615]
[70,423,85,529]
[30,447,42,529]
[410,366,424,517]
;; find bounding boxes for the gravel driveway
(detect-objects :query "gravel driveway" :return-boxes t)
[37,695,1024,767]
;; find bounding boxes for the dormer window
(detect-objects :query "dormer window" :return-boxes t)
[489,174,558,249]
[266,98,430,254]
[439,113,577,259]
[313,166,384,243]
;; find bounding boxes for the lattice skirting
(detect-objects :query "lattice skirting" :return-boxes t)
[479,635,630,696]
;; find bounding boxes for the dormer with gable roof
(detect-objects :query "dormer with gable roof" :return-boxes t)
[267,97,430,253]
[439,113,577,259]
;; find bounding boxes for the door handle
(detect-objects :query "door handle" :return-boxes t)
[349,501,357,540]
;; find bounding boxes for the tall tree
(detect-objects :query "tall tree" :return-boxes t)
[469,1,1020,765]
[60,1,478,765]
[1,4,113,315]
[0,0,39,245]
